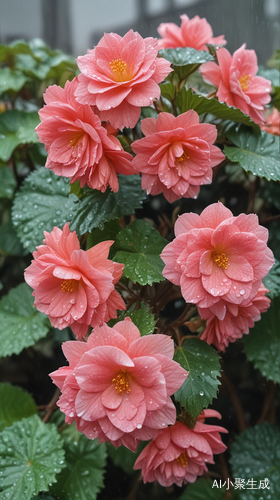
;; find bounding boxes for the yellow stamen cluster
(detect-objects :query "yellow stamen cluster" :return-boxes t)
[69,132,84,148]
[109,58,127,73]
[175,152,189,163]
[112,373,131,394]
[176,451,188,467]
[213,252,229,270]
[239,74,250,91]
[61,279,77,293]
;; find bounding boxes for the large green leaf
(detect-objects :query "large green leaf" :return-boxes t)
[224,125,280,181]
[263,260,280,299]
[51,432,106,500]
[12,168,78,252]
[0,283,50,358]
[159,48,214,81]
[0,164,17,199]
[113,219,167,286]
[174,338,221,419]
[230,423,280,500]
[0,414,65,500]
[86,219,122,251]
[0,383,37,431]
[0,220,28,256]
[69,175,146,236]
[0,110,39,161]
[243,295,280,383]
[0,67,30,94]
[176,87,258,130]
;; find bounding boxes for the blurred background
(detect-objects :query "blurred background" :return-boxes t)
[0,0,280,64]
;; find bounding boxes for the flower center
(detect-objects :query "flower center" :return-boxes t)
[239,74,251,92]
[69,132,84,148]
[176,451,188,467]
[112,372,131,394]
[110,58,127,73]
[61,279,77,293]
[213,252,229,270]
[175,152,189,163]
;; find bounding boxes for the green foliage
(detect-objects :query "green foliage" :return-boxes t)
[0,110,39,161]
[230,423,280,500]
[0,282,50,358]
[263,260,280,299]
[0,165,17,199]
[174,338,221,419]
[159,47,214,81]
[159,81,176,101]
[0,220,28,256]
[0,383,37,431]
[243,295,280,383]
[224,125,280,181]
[257,66,280,88]
[86,219,122,251]
[0,67,30,94]
[0,414,65,500]
[113,219,167,286]
[69,175,146,235]
[109,301,156,336]
[12,168,78,252]
[178,479,231,500]
[107,441,146,476]
[259,179,280,212]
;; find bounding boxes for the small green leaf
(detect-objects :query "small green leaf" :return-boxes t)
[174,338,221,419]
[0,283,50,358]
[12,168,78,252]
[263,260,280,299]
[0,383,37,431]
[230,423,280,500]
[69,175,146,236]
[0,67,30,94]
[113,219,167,286]
[178,479,228,500]
[243,295,280,383]
[176,87,258,130]
[0,414,65,500]
[0,110,40,161]
[109,302,156,336]
[224,125,280,181]
[159,81,176,101]
[51,433,107,500]
[86,219,122,251]
[0,220,28,256]
[0,164,17,199]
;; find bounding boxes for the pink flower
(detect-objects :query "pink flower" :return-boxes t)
[199,284,271,351]
[75,30,172,130]
[50,318,188,451]
[261,108,280,136]
[131,111,225,203]
[161,202,274,308]
[24,223,125,340]
[36,78,135,193]
[134,410,227,487]
[157,14,226,50]
[200,44,272,125]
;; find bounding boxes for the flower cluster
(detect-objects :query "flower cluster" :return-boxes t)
[161,202,274,350]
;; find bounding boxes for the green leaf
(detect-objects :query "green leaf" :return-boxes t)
[178,479,228,500]
[109,302,156,336]
[51,433,107,500]
[174,338,221,419]
[113,219,167,286]
[0,283,50,358]
[159,48,214,81]
[0,383,37,432]
[12,168,78,252]
[31,495,56,500]
[69,175,146,236]
[0,67,29,94]
[176,88,258,130]
[224,125,280,181]
[263,260,280,299]
[159,82,176,101]
[0,414,65,500]
[243,295,280,383]
[0,164,17,199]
[0,110,40,161]
[230,423,280,500]
[86,219,122,251]
[0,221,28,256]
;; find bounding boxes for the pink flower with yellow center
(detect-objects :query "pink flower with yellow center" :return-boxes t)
[75,30,172,130]
[161,202,274,309]
[200,44,272,125]
[24,223,125,340]
[131,111,225,203]
[50,318,188,452]
[157,14,226,50]
[134,410,227,487]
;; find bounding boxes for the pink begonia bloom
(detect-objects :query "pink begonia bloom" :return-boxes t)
[261,108,280,136]
[157,14,226,50]
[161,202,274,309]
[50,318,188,452]
[134,410,227,487]
[36,78,135,193]
[24,223,125,340]
[75,30,172,130]
[200,44,272,125]
[131,111,225,203]
[198,283,270,352]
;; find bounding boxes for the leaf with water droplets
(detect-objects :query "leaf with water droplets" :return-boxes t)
[0,110,39,161]
[159,47,214,82]
[0,164,17,199]
[263,259,280,299]
[174,338,221,419]
[230,423,280,500]
[243,295,280,383]
[109,301,156,336]
[224,125,280,181]
[113,219,167,286]
[0,282,50,358]
[0,383,37,431]
[0,414,65,500]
